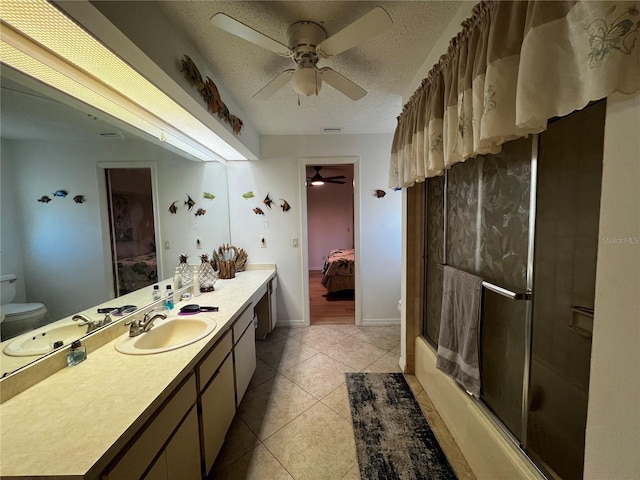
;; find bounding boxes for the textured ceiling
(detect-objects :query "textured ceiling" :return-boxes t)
[155,1,461,136]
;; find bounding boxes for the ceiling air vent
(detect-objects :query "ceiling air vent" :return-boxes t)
[323,128,342,133]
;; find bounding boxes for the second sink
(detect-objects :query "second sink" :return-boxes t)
[115,317,216,355]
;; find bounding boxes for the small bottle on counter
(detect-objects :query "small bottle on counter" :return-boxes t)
[165,284,174,310]
[67,340,87,366]
[173,268,182,290]
[192,265,200,297]
[152,284,161,301]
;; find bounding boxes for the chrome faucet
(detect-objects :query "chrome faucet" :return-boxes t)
[73,313,112,333]
[126,309,167,337]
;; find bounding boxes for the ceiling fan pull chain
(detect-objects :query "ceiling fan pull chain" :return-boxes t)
[298,94,301,107]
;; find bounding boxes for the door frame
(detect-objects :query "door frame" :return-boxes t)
[299,156,361,326]
[97,161,163,298]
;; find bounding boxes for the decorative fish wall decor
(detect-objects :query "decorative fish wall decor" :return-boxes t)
[242,191,255,199]
[180,55,244,135]
[195,208,206,216]
[37,195,52,203]
[73,195,86,204]
[202,192,216,200]
[375,189,386,198]
[280,199,291,212]
[253,207,265,215]
[169,201,179,214]
[263,193,273,209]
[52,190,68,198]
[185,195,196,211]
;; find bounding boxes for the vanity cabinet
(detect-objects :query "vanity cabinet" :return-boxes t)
[198,330,236,475]
[102,375,198,480]
[143,408,200,480]
[232,305,256,406]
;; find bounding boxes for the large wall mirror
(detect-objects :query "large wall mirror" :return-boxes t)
[0,66,231,377]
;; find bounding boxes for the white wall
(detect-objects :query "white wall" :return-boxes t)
[583,91,640,479]
[228,133,402,326]
[1,137,230,323]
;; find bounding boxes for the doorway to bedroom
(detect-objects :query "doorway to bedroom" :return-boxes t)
[104,167,158,297]
[306,163,355,325]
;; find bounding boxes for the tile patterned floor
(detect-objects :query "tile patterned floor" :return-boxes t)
[211,324,475,480]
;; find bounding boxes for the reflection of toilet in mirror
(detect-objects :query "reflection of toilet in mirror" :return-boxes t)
[0,274,47,341]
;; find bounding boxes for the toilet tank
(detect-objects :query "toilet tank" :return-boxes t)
[1,274,17,305]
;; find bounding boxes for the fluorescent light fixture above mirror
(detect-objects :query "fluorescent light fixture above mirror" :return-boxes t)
[0,0,247,162]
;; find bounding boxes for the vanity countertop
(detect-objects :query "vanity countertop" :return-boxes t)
[0,268,275,479]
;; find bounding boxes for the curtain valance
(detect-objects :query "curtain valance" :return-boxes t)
[389,1,640,188]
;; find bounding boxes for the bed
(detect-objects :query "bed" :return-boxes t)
[321,249,355,293]
[117,252,158,295]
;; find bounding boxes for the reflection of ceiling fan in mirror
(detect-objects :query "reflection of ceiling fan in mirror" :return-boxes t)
[210,7,392,101]
[307,166,346,186]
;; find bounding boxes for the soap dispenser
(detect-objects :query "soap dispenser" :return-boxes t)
[67,340,87,366]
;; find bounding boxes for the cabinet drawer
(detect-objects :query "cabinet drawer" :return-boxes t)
[201,354,235,475]
[198,329,232,390]
[232,305,254,344]
[104,375,197,480]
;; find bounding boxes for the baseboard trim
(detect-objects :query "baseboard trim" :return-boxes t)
[361,318,401,326]
[276,319,306,327]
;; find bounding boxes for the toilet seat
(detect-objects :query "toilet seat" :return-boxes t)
[0,303,47,323]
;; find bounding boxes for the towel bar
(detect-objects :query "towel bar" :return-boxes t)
[436,264,531,300]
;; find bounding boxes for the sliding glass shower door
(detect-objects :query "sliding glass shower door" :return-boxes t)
[422,101,606,480]
[527,102,605,480]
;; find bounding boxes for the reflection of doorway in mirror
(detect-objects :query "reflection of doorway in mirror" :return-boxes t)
[306,164,355,325]
[105,168,158,296]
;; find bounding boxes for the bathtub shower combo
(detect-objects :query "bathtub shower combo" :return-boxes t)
[422,102,605,480]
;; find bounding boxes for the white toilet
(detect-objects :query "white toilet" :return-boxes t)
[0,274,47,341]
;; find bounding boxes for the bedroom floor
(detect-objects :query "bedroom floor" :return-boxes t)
[309,270,355,325]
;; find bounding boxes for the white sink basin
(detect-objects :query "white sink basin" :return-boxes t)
[115,317,216,355]
[3,323,83,357]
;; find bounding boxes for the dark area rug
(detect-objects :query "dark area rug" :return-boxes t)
[346,373,458,480]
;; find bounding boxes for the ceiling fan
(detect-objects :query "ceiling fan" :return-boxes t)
[307,166,346,185]
[210,7,392,101]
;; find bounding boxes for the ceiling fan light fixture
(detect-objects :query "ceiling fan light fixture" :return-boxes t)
[310,179,325,186]
[291,67,321,97]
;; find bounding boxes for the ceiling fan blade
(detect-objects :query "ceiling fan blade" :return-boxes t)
[210,13,293,57]
[326,179,346,184]
[253,69,295,100]
[319,68,367,101]
[324,175,347,180]
[316,6,392,57]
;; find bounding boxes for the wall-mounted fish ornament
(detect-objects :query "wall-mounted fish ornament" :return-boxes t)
[263,193,273,209]
[375,189,386,198]
[52,190,68,198]
[242,191,255,199]
[202,192,216,200]
[280,199,291,212]
[195,208,206,216]
[185,195,196,211]
[73,195,86,204]
[169,201,178,214]
[253,207,264,215]
[38,195,52,203]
